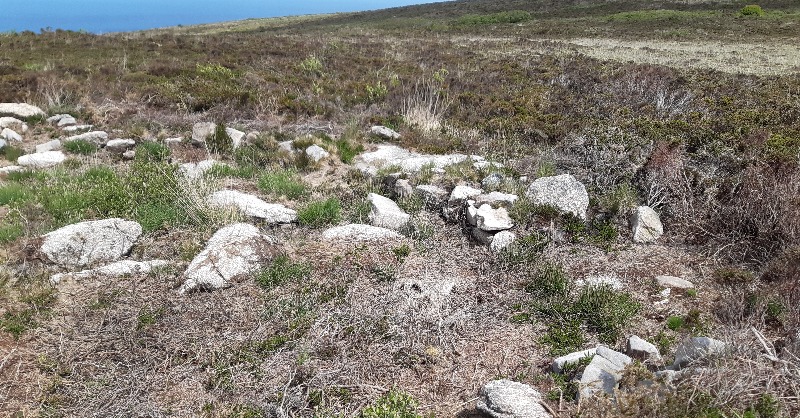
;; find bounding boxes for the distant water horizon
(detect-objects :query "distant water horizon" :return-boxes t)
[3,0,445,34]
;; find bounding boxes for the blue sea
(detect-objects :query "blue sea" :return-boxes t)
[3,0,444,34]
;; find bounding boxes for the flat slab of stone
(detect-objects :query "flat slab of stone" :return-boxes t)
[179,223,279,293]
[178,159,217,180]
[0,103,44,119]
[209,190,297,223]
[105,139,136,153]
[40,218,142,268]
[62,124,93,132]
[1,128,22,142]
[355,144,475,175]
[17,151,66,168]
[655,275,694,289]
[477,379,552,418]
[626,335,662,362]
[50,260,170,284]
[36,139,62,153]
[64,131,108,145]
[449,185,483,203]
[552,348,597,373]
[368,193,410,230]
[0,165,24,176]
[673,337,726,369]
[321,224,403,243]
[0,117,28,132]
[474,204,514,231]
[525,174,589,220]
[370,125,401,140]
[305,144,329,162]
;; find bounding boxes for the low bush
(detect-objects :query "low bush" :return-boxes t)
[359,390,425,418]
[740,5,765,17]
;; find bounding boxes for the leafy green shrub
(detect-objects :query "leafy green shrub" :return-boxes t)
[255,255,311,291]
[298,198,341,227]
[63,139,97,155]
[360,390,424,418]
[764,133,800,164]
[258,170,307,200]
[299,54,324,76]
[135,141,171,162]
[666,315,685,331]
[740,5,765,17]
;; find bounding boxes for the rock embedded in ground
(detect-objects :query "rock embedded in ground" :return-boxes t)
[355,144,484,175]
[578,354,625,400]
[0,165,24,176]
[552,348,597,373]
[490,230,516,252]
[321,224,403,243]
[57,116,77,127]
[50,259,170,284]
[104,138,136,154]
[477,379,552,418]
[305,144,329,162]
[40,218,142,268]
[209,190,297,223]
[1,128,23,142]
[17,151,66,168]
[64,131,108,145]
[449,185,483,203]
[673,337,727,369]
[368,193,410,230]
[575,274,625,291]
[47,114,73,124]
[122,150,136,160]
[62,124,93,132]
[655,275,694,289]
[525,174,589,220]
[36,139,62,153]
[191,122,216,145]
[631,205,664,243]
[394,178,413,198]
[0,116,28,132]
[226,127,245,149]
[178,159,217,180]
[179,223,280,293]
[475,191,518,207]
[626,335,663,363]
[481,172,505,189]
[370,125,401,140]
[596,346,633,369]
[164,137,183,146]
[415,184,448,209]
[0,103,45,119]
[474,204,514,231]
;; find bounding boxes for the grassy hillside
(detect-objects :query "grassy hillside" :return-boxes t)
[1,0,799,416]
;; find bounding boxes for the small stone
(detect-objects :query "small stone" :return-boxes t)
[164,137,183,146]
[415,185,448,208]
[575,275,624,291]
[105,139,136,154]
[305,144,330,162]
[62,124,93,132]
[655,275,694,289]
[178,159,217,180]
[552,348,597,374]
[475,191,518,207]
[57,116,77,127]
[449,185,483,203]
[525,174,589,220]
[209,190,297,223]
[36,139,62,153]
[0,117,28,132]
[626,335,662,362]
[1,128,22,142]
[631,206,663,243]
[490,231,516,252]
[673,337,726,369]
[368,193,410,231]
[578,355,623,400]
[0,165,24,176]
[321,224,403,243]
[64,131,108,145]
[370,125,401,140]
[474,204,514,231]
[122,150,136,160]
[477,379,552,418]
[225,127,245,149]
[278,140,295,153]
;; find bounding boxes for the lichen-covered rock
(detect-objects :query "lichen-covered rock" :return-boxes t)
[370,125,401,140]
[321,224,403,243]
[368,193,410,230]
[578,355,624,400]
[626,335,663,363]
[490,231,516,252]
[36,139,62,153]
[655,275,694,289]
[105,139,136,154]
[179,223,280,293]
[477,379,552,418]
[631,205,663,243]
[40,218,142,268]
[17,151,66,168]
[305,144,330,162]
[50,259,170,284]
[525,174,589,220]
[209,190,297,223]
[0,103,44,119]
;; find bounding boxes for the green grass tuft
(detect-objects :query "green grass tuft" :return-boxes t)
[63,139,97,155]
[298,197,341,227]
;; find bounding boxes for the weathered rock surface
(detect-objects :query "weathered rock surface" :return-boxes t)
[209,190,297,223]
[321,224,403,242]
[477,379,552,418]
[178,159,217,180]
[17,151,66,168]
[191,122,217,144]
[394,179,413,198]
[355,144,471,175]
[64,131,108,145]
[449,185,483,203]
[473,204,514,231]
[47,114,73,124]
[579,354,624,399]
[673,337,727,369]
[57,116,77,127]
[40,218,142,268]
[226,127,245,149]
[105,139,136,154]
[626,335,663,362]
[36,139,62,153]
[0,165,24,175]
[415,185,448,208]
[370,125,401,140]
[575,274,624,291]
[0,103,44,119]
[525,174,589,220]
[0,117,28,132]
[368,193,410,230]
[475,191,518,207]
[481,172,505,189]
[62,124,93,132]
[552,348,597,373]
[305,144,329,162]
[50,260,170,284]
[1,128,22,142]
[631,205,663,243]
[655,275,694,289]
[179,223,279,293]
[490,231,516,252]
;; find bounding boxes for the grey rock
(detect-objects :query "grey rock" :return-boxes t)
[36,139,62,153]
[1,128,22,142]
[472,227,494,245]
[17,151,66,168]
[368,193,410,231]
[278,140,295,153]
[321,224,403,243]
[178,159,217,180]
[40,218,142,268]
[122,150,136,160]
[474,204,514,231]
[179,223,279,293]
[57,116,77,127]
[370,125,401,140]
[62,124,93,132]
[0,103,44,119]
[655,275,694,289]
[64,131,108,145]
[46,114,72,123]
[525,174,589,220]
[354,144,477,175]
[596,346,633,369]
[475,191,518,207]
[0,117,28,132]
[449,185,483,203]
[552,348,597,374]
[575,275,624,291]
[626,335,663,362]
[477,379,552,418]
[164,137,183,146]
[0,165,24,175]
[209,190,297,223]
[481,172,505,189]
[490,231,516,252]
[105,139,136,154]
[631,206,663,243]
[415,185,448,209]
[673,337,727,369]
[394,179,414,198]
[0,138,5,149]
[191,122,216,145]
[578,355,624,400]
[305,144,329,162]
[50,259,170,284]
[226,127,245,149]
